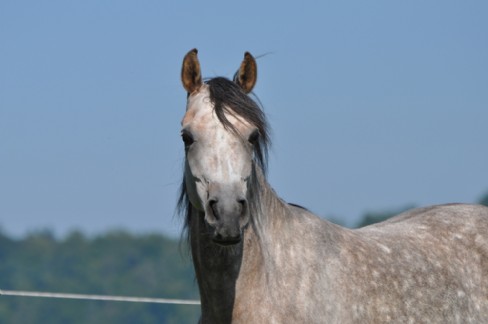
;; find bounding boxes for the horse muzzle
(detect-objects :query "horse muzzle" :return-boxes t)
[204,192,249,246]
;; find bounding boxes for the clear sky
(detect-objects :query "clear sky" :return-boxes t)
[1,1,487,238]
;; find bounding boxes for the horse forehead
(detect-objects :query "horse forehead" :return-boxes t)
[182,88,213,126]
[182,92,251,135]
[182,105,215,132]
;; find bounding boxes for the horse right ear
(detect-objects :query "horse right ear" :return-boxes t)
[181,48,203,94]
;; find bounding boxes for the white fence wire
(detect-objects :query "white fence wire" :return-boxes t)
[0,289,200,305]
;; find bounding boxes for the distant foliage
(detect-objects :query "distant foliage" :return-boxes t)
[0,230,199,324]
[480,191,488,207]
[354,205,416,228]
[353,191,488,228]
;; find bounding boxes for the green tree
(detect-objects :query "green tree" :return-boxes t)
[479,191,488,207]
[355,205,416,228]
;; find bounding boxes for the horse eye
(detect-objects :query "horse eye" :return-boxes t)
[248,129,260,144]
[181,131,194,147]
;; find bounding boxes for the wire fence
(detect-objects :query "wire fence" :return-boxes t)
[0,289,200,305]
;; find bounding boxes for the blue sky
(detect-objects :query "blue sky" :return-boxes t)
[1,1,487,238]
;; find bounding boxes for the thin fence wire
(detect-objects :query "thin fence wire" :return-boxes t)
[0,289,200,305]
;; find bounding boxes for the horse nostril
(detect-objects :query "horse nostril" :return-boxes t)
[209,199,219,220]
[237,198,248,214]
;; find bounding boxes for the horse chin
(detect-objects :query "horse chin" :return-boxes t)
[204,215,246,247]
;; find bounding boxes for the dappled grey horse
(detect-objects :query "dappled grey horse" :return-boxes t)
[178,48,488,323]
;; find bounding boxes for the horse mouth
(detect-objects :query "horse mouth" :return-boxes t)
[212,237,242,246]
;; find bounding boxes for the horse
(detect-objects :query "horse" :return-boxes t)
[178,48,488,323]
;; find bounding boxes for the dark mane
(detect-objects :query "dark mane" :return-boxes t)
[178,77,271,245]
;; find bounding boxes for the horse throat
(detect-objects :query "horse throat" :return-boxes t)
[190,208,244,323]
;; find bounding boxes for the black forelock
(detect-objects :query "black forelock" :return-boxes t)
[205,77,270,174]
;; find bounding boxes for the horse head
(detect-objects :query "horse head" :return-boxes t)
[180,49,265,246]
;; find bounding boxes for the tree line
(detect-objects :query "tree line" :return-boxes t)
[0,230,200,324]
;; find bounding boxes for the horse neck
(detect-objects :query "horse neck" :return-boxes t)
[251,167,295,241]
[251,168,343,273]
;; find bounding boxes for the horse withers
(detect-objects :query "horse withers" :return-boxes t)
[178,48,488,323]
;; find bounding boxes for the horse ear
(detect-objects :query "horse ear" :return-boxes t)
[234,52,257,94]
[181,48,203,94]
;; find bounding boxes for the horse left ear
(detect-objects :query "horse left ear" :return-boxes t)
[234,52,257,94]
